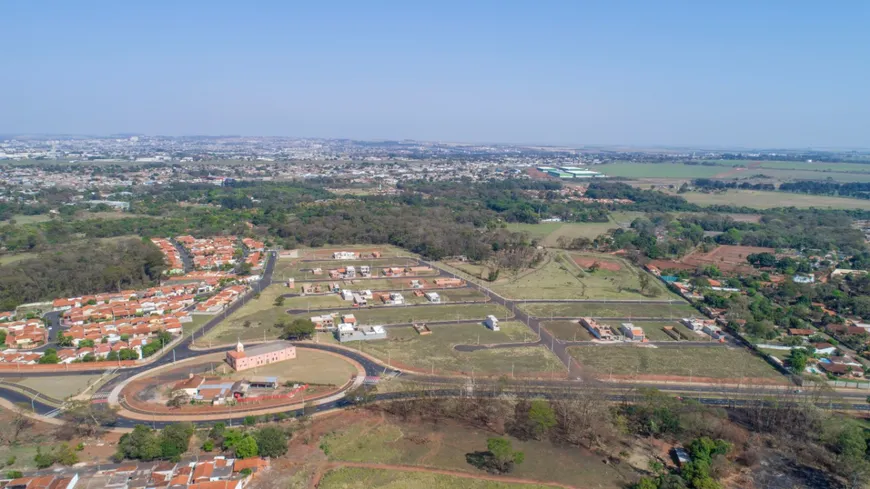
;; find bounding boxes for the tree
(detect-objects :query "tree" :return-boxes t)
[60,400,117,438]
[159,423,194,461]
[484,437,524,473]
[787,348,809,373]
[283,318,315,340]
[233,434,259,459]
[56,333,74,347]
[528,399,557,439]
[254,426,288,458]
[273,296,285,307]
[116,425,162,461]
[639,273,652,295]
[7,403,33,445]
[167,391,191,409]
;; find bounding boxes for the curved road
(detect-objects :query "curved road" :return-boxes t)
[3,250,858,429]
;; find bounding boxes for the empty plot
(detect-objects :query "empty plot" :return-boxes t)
[541,320,594,341]
[568,345,783,380]
[357,321,555,376]
[542,222,617,247]
[319,467,562,489]
[290,303,511,326]
[680,190,870,210]
[519,301,697,318]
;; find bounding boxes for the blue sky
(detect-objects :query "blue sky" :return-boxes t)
[2,1,868,148]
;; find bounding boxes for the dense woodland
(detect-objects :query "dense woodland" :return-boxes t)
[0,238,165,310]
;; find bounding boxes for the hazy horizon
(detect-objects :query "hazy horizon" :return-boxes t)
[2,1,868,148]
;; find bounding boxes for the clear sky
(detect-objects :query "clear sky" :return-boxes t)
[2,1,868,148]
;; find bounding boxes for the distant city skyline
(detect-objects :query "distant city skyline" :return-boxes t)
[2,1,868,148]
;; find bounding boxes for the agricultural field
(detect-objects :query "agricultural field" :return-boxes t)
[680,190,870,210]
[593,162,728,179]
[316,414,637,489]
[289,303,512,326]
[489,252,674,300]
[568,345,783,380]
[519,301,697,319]
[359,321,558,376]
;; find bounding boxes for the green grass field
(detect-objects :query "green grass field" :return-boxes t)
[680,190,870,210]
[519,301,697,319]
[541,320,594,341]
[506,221,620,248]
[568,345,783,380]
[358,321,557,375]
[318,417,635,489]
[219,348,357,386]
[15,374,106,399]
[504,222,563,239]
[200,285,287,344]
[291,303,512,326]
[0,214,53,225]
[489,252,673,300]
[594,162,728,178]
[318,467,563,489]
[0,252,38,266]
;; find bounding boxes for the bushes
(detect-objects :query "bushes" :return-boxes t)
[34,444,78,469]
[115,423,195,462]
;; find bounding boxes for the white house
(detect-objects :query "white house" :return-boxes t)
[340,290,354,301]
[390,292,405,305]
[485,315,500,331]
[424,292,441,303]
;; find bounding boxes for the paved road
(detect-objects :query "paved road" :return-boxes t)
[0,251,833,428]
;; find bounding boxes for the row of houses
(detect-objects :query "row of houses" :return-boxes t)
[4,456,270,489]
[579,318,647,342]
[194,285,248,314]
[1,318,48,349]
[680,318,727,340]
[151,238,185,275]
[65,313,187,346]
[60,295,196,327]
[176,235,239,270]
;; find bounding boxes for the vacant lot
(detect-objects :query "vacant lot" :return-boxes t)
[519,301,697,319]
[290,303,512,326]
[541,320,593,341]
[504,222,563,240]
[680,190,870,210]
[542,222,617,247]
[319,468,562,489]
[317,414,636,489]
[568,345,783,380]
[490,253,673,300]
[681,244,773,274]
[201,285,285,344]
[16,374,106,400]
[0,214,52,225]
[359,321,557,376]
[0,252,38,266]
